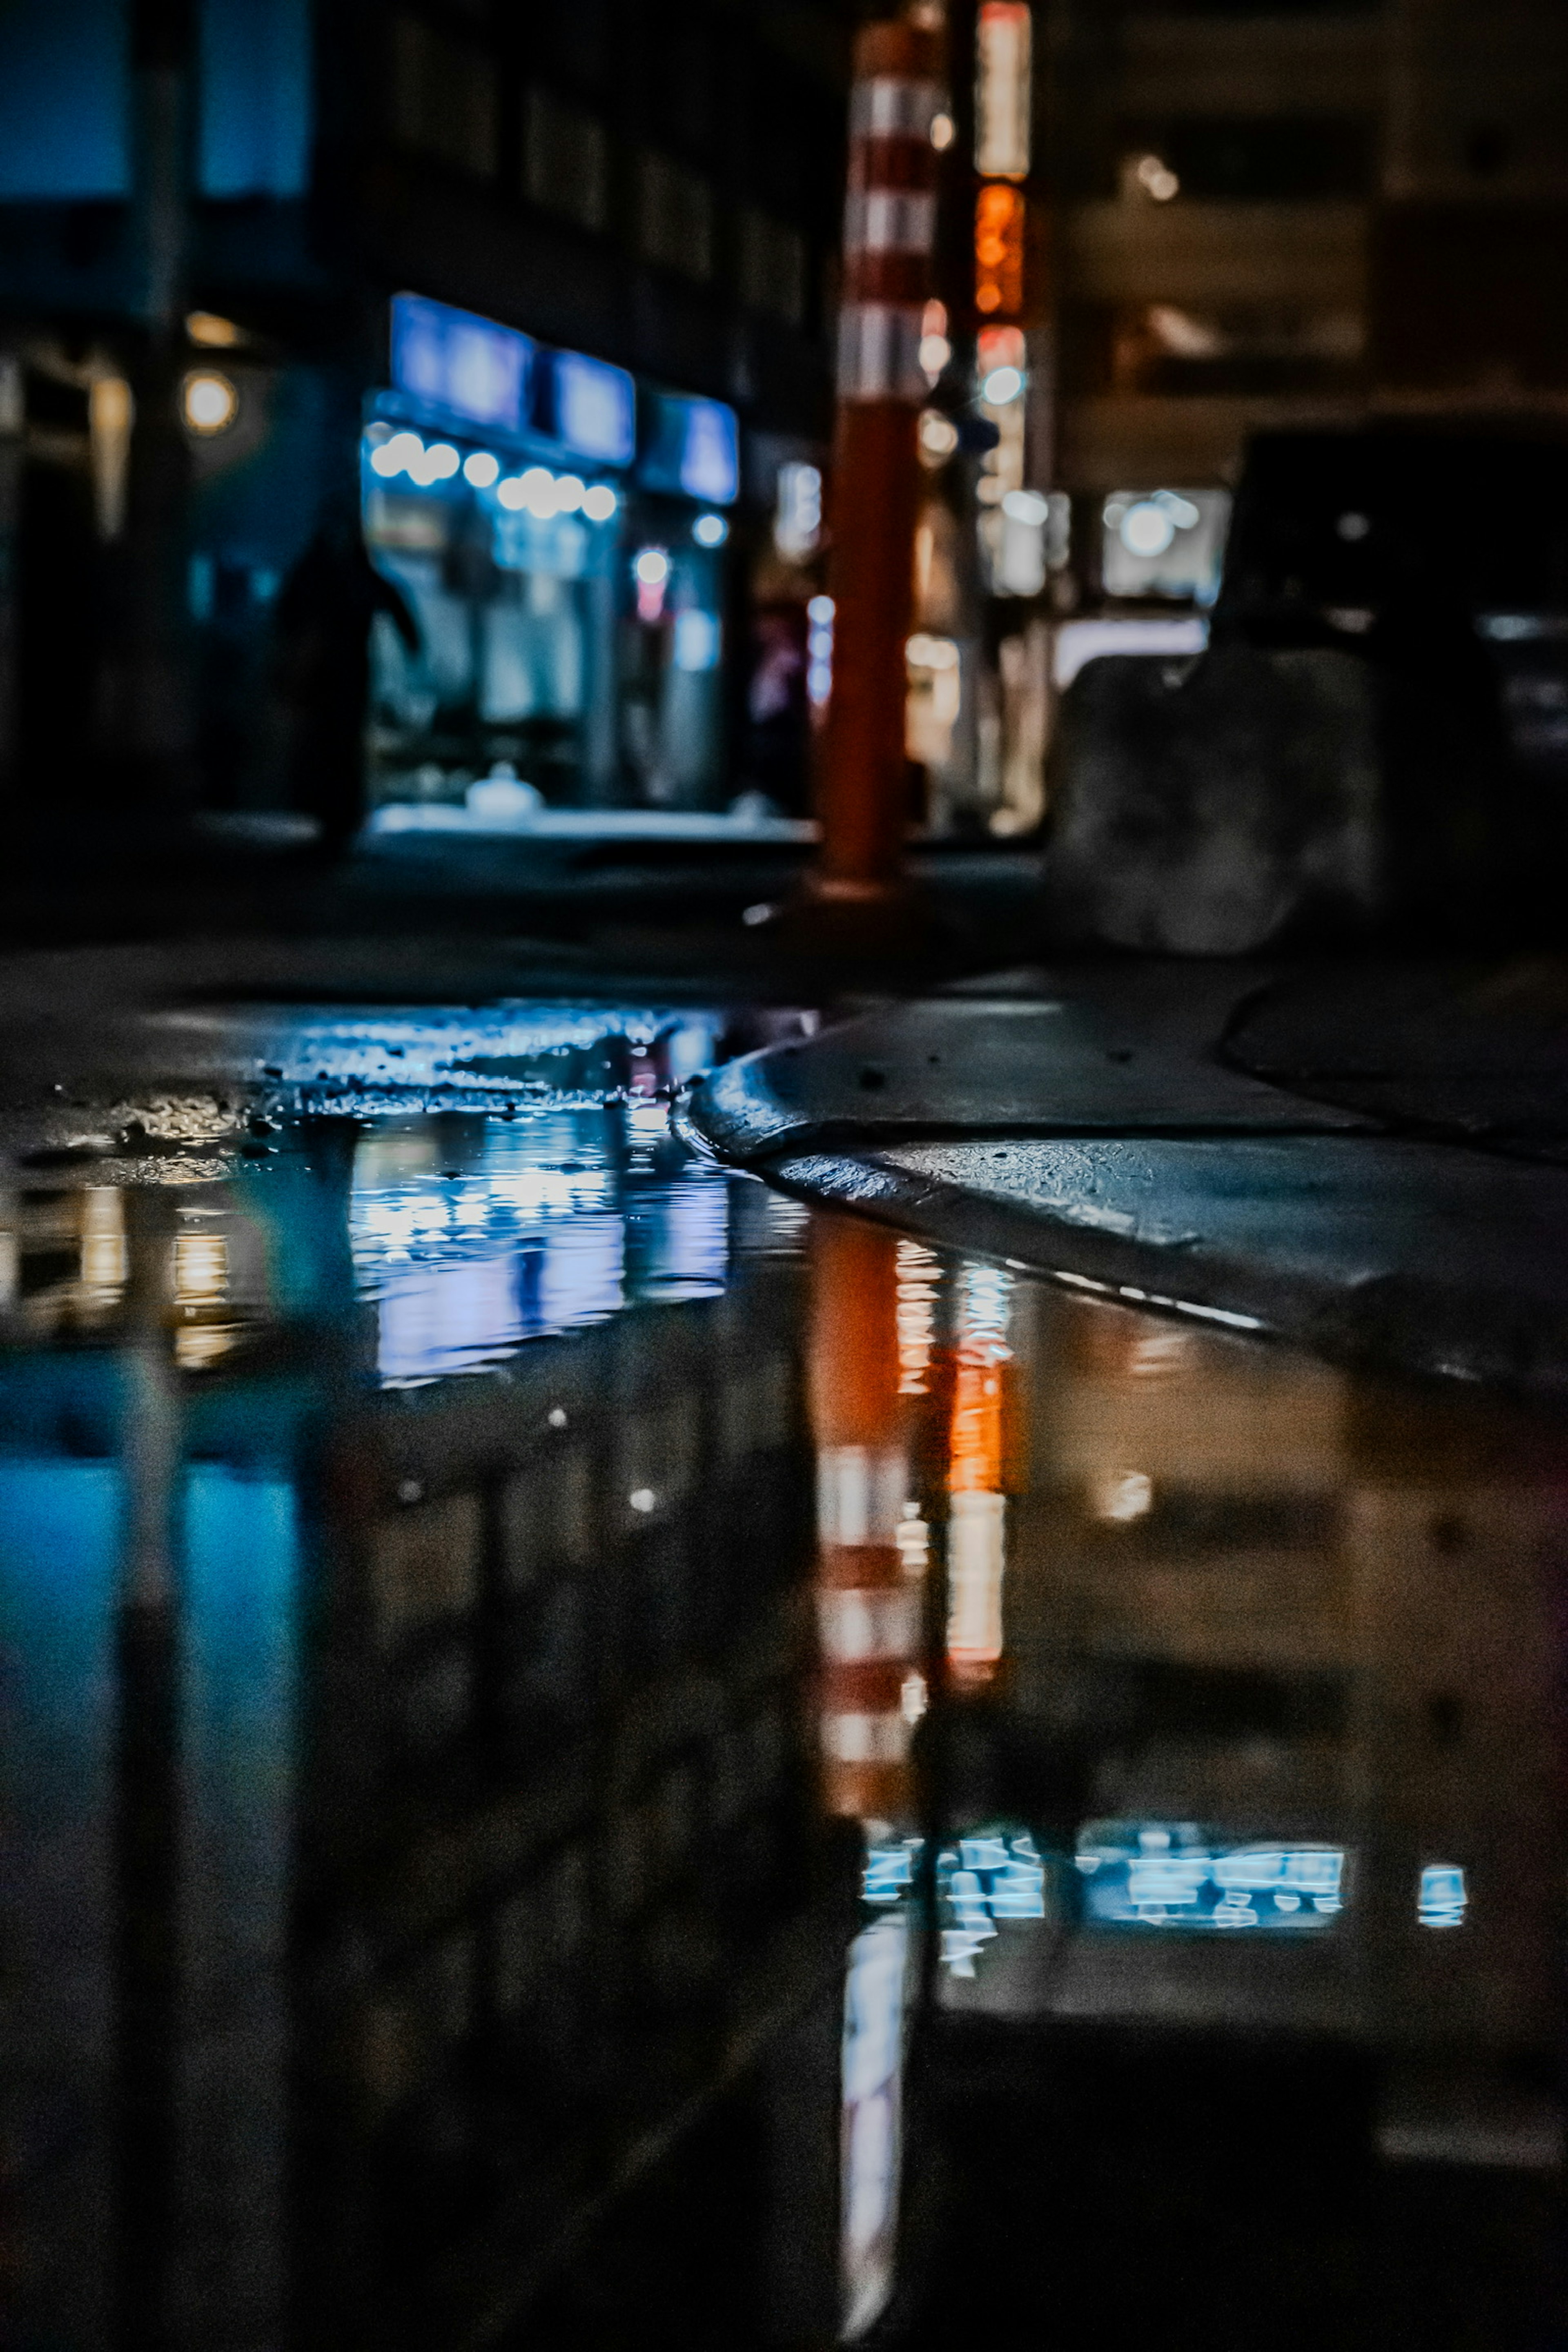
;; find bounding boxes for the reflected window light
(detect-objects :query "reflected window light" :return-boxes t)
[182,370,238,434]
[187,310,240,347]
[174,1224,229,1304]
[840,1911,911,2340]
[775,460,822,559]
[1078,1821,1347,1932]
[895,1236,940,1395]
[975,1,1031,179]
[462,448,499,487]
[806,593,835,708]
[79,1187,127,1294]
[1094,1468,1152,1522]
[673,608,721,671]
[1419,1862,1468,1927]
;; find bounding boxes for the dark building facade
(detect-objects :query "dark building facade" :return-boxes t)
[0,0,855,827]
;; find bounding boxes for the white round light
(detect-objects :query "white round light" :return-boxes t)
[635,548,669,586]
[425,443,460,480]
[555,473,586,513]
[582,483,618,522]
[982,365,1023,405]
[807,594,835,624]
[463,450,499,488]
[520,465,555,517]
[1003,488,1050,525]
[693,512,728,547]
[497,476,527,510]
[1120,500,1176,557]
[374,431,422,479]
[183,371,237,434]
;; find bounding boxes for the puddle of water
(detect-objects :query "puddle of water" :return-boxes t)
[0,1002,1564,2351]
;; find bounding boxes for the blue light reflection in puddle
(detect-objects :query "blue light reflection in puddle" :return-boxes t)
[341,1010,795,1384]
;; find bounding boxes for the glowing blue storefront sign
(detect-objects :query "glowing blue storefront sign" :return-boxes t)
[391,294,533,436]
[642,392,740,505]
[551,350,637,467]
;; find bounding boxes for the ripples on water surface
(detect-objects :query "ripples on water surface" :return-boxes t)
[0,1002,1564,2351]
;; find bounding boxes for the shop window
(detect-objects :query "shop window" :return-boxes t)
[737,209,807,328]
[523,86,610,232]
[389,13,499,180]
[636,149,715,283]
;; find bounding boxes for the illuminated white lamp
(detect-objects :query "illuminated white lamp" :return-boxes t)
[1120,501,1176,558]
[582,483,618,522]
[496,475,527,511]
[634,548,670,587]
[410,441,460,485]
[1135,153,1180,203]
[462,449,499,488]
[693,511,728,547]
[182,371,238,435]
[555,473,586,513]
[629,1487,657,1514]
[371,430,423,479]
[519,463,555,515]
[981,363,1023,405]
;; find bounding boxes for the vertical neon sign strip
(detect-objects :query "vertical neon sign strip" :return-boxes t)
[975,3,1031,180]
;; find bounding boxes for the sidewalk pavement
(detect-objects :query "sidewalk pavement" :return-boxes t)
[685,958,1568,1408]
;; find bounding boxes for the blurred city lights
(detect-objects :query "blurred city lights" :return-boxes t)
[186,311,241,347]
[1120,500,1177,556]
[981,364,1023,405]
[462,449,499,487]
[496,474,527,510]
[1136,151,1180,202]
[806,594,835,708]
[693,511,728,546]
[555,473,586,512]
[930,110,955,151]
[635,549,669,586]
[182,371,238,434]
[774,461,822,558]
[582,483,618,521]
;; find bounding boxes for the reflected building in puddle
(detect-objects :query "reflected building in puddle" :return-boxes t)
[1,1109,1564,2350]
[0,1017,836,2352]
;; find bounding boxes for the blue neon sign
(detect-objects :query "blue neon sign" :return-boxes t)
[552,350,637,467]
[391,294,533,436]
[643,392,740,506]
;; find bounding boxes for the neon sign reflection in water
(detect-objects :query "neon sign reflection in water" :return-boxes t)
[938,1829,1047,1975]
[840,1909,911,2341]
[1419,1863,1468,1928]
[1077,1822,1347,1931]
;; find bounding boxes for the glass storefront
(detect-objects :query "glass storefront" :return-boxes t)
[363,296,738,824]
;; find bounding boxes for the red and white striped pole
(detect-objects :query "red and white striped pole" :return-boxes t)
[809,16,945,923]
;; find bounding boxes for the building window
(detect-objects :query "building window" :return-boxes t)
[636,149,714,283]
[738,208,808,328]
[390,14,498,179]
[523,87,610,232]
